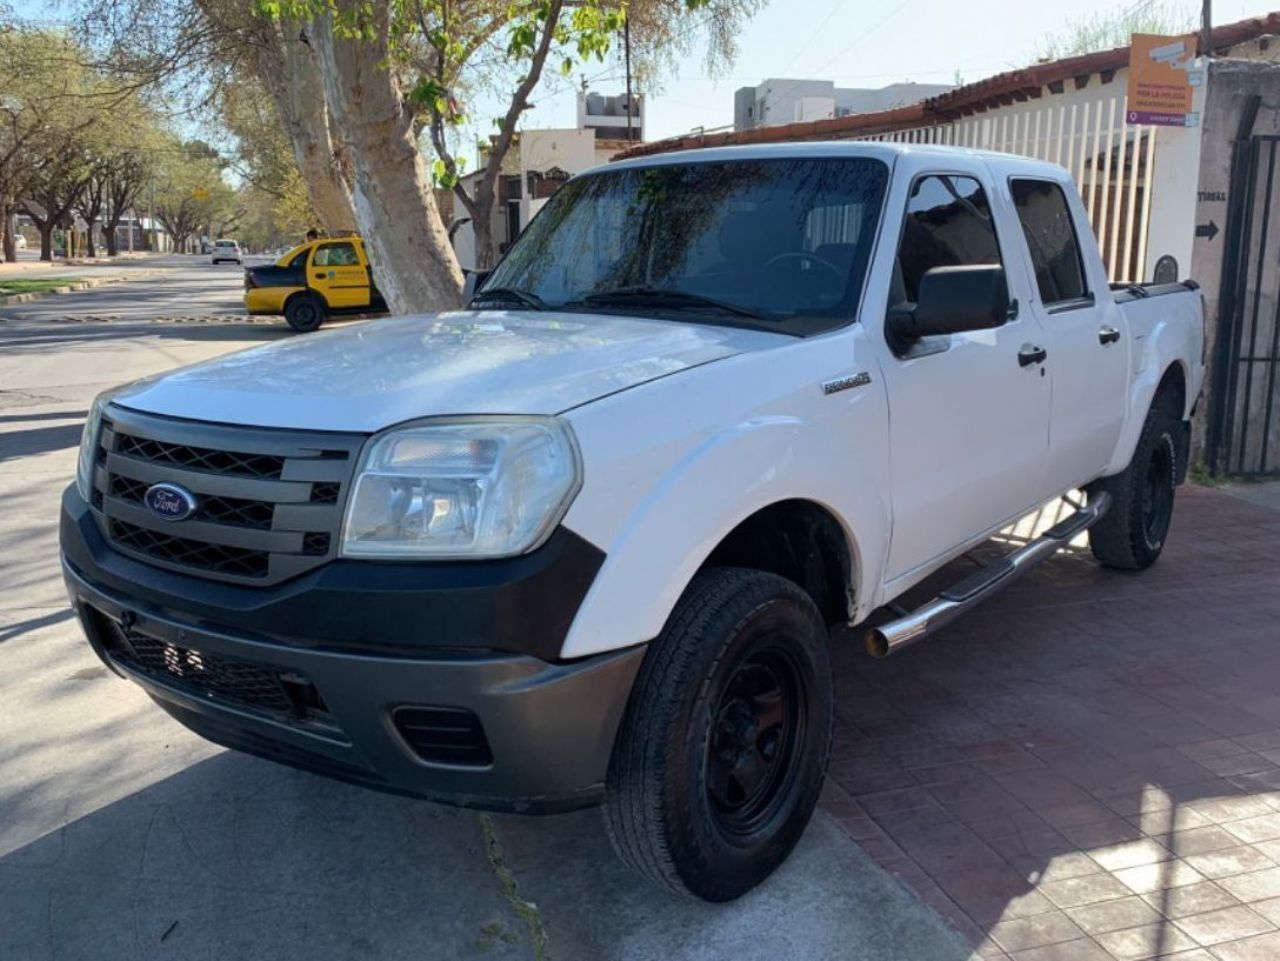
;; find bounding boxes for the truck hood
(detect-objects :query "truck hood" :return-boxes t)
[113,310,790,433]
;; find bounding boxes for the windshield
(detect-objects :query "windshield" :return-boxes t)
[480,157,889,336]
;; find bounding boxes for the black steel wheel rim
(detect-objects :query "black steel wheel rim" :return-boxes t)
[706,645,806,836]
[1142,438,1174,547]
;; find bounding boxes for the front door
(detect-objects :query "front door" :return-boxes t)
[309,241,369,310]
[1008,178,1128,489]
[878,171,1053,582]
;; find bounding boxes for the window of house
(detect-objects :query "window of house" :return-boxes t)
[893,174,1004,305]
[314,242,358,267]
[1010,178,1087,305]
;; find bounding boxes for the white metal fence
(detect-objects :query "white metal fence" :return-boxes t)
[854,94,1157,284]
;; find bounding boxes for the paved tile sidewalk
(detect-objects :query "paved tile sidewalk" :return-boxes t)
[820,485,1280,960]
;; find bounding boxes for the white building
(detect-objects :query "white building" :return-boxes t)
[578,90,644,143]
[733,78,955,131]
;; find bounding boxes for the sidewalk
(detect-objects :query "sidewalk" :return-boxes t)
[823,484,1280,960]
[0,252,159,276]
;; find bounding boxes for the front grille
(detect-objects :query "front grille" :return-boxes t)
[310,483,341,504]
[110,519,270,578]
[94,612,337,733]
[90,409,362,586]
[110,475,274,529]
[393,706,493,766]
[114,433,287,479]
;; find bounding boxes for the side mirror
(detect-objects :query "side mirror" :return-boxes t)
[887,265,1010,343]
[462,269,490,302]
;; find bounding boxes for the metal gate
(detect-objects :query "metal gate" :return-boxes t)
[1211,132,1280,477]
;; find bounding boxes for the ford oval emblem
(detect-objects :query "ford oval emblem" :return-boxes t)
[143,482,198,522]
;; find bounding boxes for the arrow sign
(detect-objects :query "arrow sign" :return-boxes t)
[1196,220,1219,241]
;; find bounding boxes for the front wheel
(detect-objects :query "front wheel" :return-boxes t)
[1087,405,1179,570]
[285,294,326,333]
[604,567,833,902]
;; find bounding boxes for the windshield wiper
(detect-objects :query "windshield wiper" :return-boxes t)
[468,286,547,311]
[568,287,765,321]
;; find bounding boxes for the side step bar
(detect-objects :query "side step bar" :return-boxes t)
[864,492,1111,658]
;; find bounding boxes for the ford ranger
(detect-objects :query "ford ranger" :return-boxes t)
[61,143,1205,902]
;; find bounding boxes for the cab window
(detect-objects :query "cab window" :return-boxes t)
[1010,178,1087,305]
[893,174,1004,306]
[314,242,359,267]
[287,248,309,269]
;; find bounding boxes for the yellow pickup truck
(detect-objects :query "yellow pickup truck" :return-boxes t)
[244,236,388,332]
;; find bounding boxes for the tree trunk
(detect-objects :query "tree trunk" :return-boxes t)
[0,206,14,263]
[85,218,97,258]
[105,216,120,256]
[39,221,53,261]
[313,3,462,314]
[254,18,358,234]
[472,179,497,270]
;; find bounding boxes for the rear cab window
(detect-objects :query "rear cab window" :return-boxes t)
[1010,178,1090,310]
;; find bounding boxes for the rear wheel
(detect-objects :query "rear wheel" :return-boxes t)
[285,294,326,333]
[604,567,833,902]
[1088,404,1179,570]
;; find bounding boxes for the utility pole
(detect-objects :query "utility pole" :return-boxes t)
[624,15,633,143]
[1200,0,1212,57]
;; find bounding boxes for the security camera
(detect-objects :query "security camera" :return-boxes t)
[1150,40,1191,71]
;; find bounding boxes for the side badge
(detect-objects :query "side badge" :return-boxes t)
[822,371,872,395]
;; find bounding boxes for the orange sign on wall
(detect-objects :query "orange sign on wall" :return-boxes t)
[1127,33,1203,127]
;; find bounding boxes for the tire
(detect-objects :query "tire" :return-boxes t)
[604,567,833,902]
[285,294,326,333]
[1087,404,1179,571]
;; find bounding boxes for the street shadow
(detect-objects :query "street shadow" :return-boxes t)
[1,747,971,961]
[0,323,290,355]
[0,423,85,461]
[0,752,528,961]
[0,609,74,645]
[824,486,1280,957]
[0,411,87,425]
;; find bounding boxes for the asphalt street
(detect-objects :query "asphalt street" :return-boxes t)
[0,260,972,961]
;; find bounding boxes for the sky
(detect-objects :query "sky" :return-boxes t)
[12,0,1280,149]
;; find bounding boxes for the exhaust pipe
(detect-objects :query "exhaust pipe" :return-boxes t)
[865,492,1110,658]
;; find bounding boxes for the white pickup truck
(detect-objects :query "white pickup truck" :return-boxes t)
[62,143,1205,902]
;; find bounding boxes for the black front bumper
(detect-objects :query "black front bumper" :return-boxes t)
[61,487,643,813]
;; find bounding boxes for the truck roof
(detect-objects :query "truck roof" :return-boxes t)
[599,140,1071,182]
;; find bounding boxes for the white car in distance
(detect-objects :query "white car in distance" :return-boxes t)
[211,239,242,265]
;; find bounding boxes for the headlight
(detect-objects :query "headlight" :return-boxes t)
[76,396,108,502]
[340,418,581,559]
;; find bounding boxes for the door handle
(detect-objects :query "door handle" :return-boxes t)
[1099,325,1121,345]
[314,273,326,280]
[1018,344,1048,367]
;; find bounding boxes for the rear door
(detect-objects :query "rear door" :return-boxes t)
[309,241,370,309]
[876,169,1053,583]
[1008,177,1128,489]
